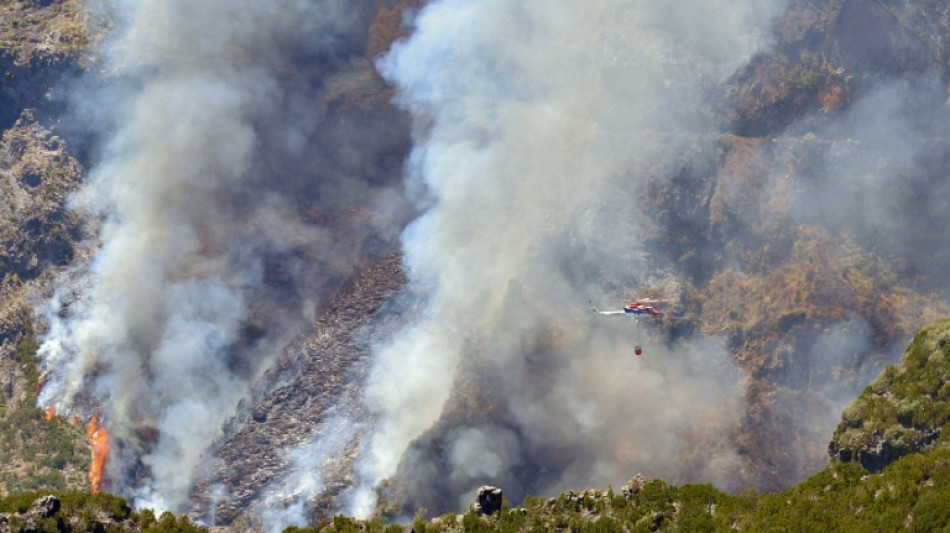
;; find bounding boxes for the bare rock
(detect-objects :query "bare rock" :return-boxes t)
[473,486,503,516]
[29,495,60,519]
[622,474,646,501]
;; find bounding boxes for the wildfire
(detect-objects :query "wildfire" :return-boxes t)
[43,407,56,422]
[86,415,110,493]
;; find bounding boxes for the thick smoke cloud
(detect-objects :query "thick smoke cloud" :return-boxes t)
[38,0,409,513]
[348,0,788,516]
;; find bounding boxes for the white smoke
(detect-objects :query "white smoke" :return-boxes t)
[347,0,788,517]
[36,0,403,513]
[256,414,360,533]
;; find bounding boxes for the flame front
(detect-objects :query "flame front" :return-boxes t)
[86,415,109,493]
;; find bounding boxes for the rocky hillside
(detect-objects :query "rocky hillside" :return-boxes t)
[632,0,950,494]
[0,114,90,494]
[2,0,950,528]
[0,1,92,496]
[376,0,950,515]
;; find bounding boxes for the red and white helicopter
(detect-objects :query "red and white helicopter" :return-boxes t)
[589,298,666,319]
[589,298,668,355]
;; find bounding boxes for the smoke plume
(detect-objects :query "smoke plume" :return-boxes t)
[36,0,950,522]
[37,0,409,512]
[257,414,362,532]
[348,0,789,516]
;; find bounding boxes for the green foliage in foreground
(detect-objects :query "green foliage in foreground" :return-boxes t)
[7,448,948,533]
[0,490,206,533]
[294,441,950,532]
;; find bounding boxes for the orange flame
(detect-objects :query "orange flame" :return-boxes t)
[86,415,109,493]
[44,407,56,422]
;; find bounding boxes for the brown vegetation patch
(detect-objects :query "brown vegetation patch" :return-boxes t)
[0,0,90,64]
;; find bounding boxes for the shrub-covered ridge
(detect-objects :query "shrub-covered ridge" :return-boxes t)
[0,491,204,533]
[829,318,950,472]
[295,440,950,532]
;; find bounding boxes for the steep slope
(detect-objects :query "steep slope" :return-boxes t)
[0,112,90,494]
[4,0,950,527]
[0,0,99,497]
[292,318,950,532]
[366,0,950,516]
[192,253,407,526]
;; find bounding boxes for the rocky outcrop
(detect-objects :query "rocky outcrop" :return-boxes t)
[621,474,646,501]
[473,486,503,516]
[830,427,941,472]
[29,495,60,519]
[0,495,61,533]
[0,110,86,283]
[0,492,201,533]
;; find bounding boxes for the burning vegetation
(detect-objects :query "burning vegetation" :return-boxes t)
[85,416,108,494]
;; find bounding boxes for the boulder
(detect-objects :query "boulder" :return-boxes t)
[473,486,503,516]
[622,473,646,501]
[30,495,60,519]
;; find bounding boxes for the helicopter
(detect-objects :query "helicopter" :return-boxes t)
[589,298,666,319]
[589,298,668,355]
